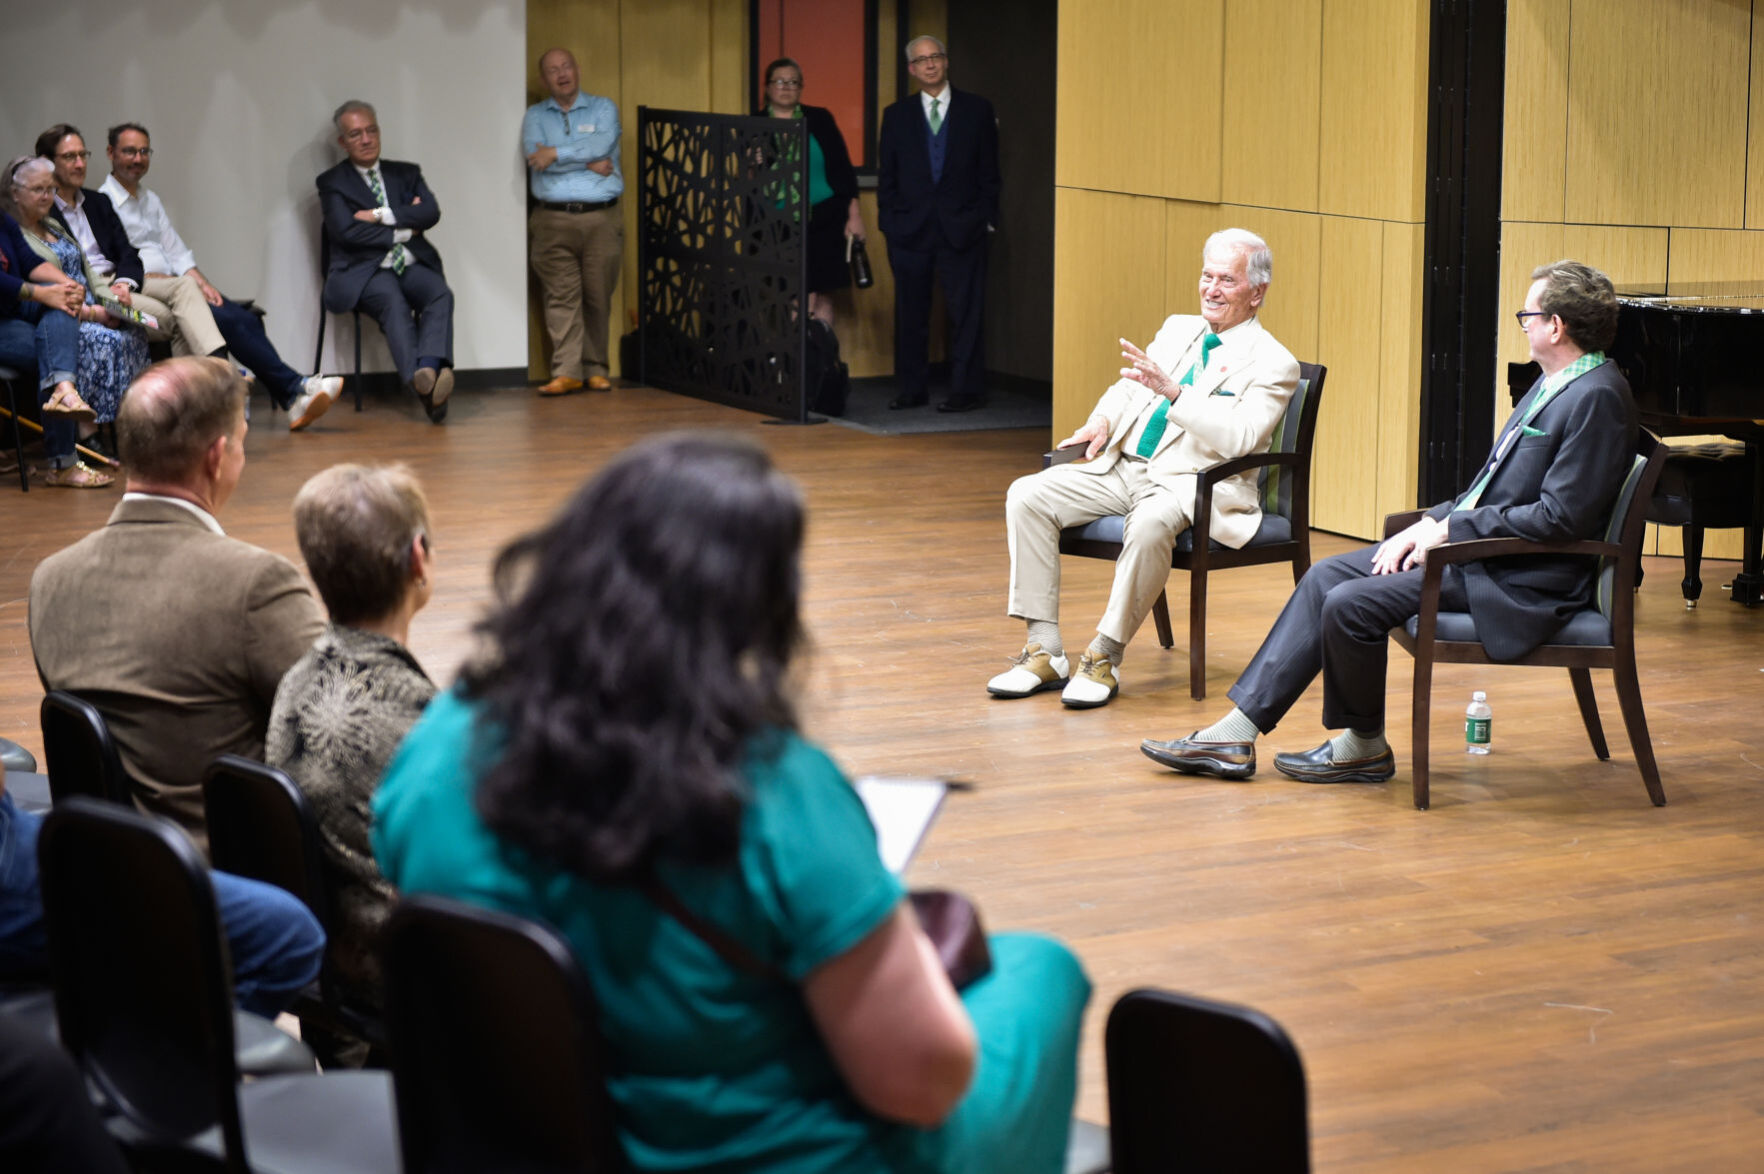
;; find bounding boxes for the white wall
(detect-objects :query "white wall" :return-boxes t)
[0,0,528,377]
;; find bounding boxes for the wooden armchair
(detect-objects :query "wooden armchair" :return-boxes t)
[1388,429,1668,809]
[1050,361,1326,699]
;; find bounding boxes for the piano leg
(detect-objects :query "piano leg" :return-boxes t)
[1731,439,1764,606]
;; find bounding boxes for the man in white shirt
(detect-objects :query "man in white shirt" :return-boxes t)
[100,123,340,431]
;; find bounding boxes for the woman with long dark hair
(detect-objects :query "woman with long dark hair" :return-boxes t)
[374,432,1089,1173]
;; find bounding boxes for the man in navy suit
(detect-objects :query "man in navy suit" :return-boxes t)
[316,101,454,423]
[877,35,999,412]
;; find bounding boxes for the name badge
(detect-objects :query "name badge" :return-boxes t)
[580,124,596,134]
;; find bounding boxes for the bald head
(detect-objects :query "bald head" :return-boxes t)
[539,47,581,105]
[118,357,247,487]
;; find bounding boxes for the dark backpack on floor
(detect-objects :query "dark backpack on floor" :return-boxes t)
[805,319,849,417]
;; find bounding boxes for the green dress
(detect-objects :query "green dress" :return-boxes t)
[373,689,1090,1173]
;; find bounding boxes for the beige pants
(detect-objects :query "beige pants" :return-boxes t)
[1005,459,1197,647]
[529,206,624,379]
[134,274,225,356]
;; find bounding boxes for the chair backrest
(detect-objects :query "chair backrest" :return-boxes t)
[203,755,330,924]
[1596,429,1668,619]
[1259,361,1327,522]
[37,798,248,1163]
[1106,987,1309,1173]
[40,690,132,806]
[383,894,626,1173]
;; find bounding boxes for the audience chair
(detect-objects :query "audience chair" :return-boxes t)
[39,691,132,807]
[1105,988,1309,1174]
[1050,362,1327,699]
[1389,429,1669,810]
[203,755,389,1050]
[37,797,398,1173]
[313,226,366,411]
[1,364,28,491]
[383,894,626,1173]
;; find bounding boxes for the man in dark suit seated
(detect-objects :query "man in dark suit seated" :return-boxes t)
[316,101,454,423]
[877,35,999,413]
[1143,260,1638,784]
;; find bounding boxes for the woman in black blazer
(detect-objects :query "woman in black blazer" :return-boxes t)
[758,57,866,326]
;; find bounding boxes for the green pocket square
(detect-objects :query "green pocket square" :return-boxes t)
[1520,425,1547,438]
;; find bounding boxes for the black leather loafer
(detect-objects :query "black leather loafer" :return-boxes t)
[937,397,985,413]
[1272,741,1396,783]
[889,393,929,410]
[1140,733,1256,780]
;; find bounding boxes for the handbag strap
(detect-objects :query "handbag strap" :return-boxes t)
[637,874,789,984]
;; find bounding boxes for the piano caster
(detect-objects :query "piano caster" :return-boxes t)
[1729,574,1764,607]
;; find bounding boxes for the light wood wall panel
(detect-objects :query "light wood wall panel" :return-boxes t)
[1501,0,1569,222]
[1312,215,1386,537]
[1052,188,1168,438]
[1749,0,1764,228]
[1055,0,1222,200]
[1221,0,1321,211]
[1377,220,1424,514]
[1565,0,1750,228]
[1318,0,1429,222]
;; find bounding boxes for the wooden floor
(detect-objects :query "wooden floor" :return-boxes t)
[4,384,1763,1171]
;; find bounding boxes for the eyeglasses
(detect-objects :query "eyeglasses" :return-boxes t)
[342,126,380,142]
[768,77,803,87]
[114,146,153,159]
[55,150,91,162]
[1514,309,1549,328]
[908,52,947,66]
[19,185,54,196]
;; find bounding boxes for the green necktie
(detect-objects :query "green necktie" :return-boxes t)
[1135,332,1222,458]
[365,167,408,276]
[928,96,943,133]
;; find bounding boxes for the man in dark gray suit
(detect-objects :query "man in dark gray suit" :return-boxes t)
[1143,259,1637,784]
[316,100,454,423]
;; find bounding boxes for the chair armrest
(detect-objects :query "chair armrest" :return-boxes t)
[1044,446,1086,469]
[1424,536,1620,567]
[1383,509,1428,537]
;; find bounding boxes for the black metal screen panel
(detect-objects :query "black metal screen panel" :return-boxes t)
[638,108,810,421]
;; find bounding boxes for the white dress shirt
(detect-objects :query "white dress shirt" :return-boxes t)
[919,86,953,125]
[352,162,412,268]
[51,191,122,284]
[121,492,225,535]
[98,175,197,276]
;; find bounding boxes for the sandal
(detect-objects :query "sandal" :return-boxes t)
[43,461,115,489]
[42,385,98,423]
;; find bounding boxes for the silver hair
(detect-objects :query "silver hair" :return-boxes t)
[1205,227,1272,287]
[5,155,53,192]
[905,34,947,61]
[332,100,377,132]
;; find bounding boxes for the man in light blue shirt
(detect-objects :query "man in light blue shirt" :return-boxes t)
[523,47,623,396]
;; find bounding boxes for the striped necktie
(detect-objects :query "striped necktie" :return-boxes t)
[365,167,408,276]
[928,96,943,133]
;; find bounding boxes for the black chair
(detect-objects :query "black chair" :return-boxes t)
[37,798,398,1173]
[1105,988,1309,1173]
[1389,429,1669,810]
[1051,361,1327,699]
[314,226,366,411]
[40,690,132,806]
[1,363,28,491]
[383,894,625,1173]
[203,755,388,1051]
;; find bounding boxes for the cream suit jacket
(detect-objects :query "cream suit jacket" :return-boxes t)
[1074,313,1299,549]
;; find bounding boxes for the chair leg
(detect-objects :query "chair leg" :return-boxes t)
[1411,657,1434,810]
[1610,656,1666,806]
[5,380,27,493]
[1151,589,1174,649]
[1187,572,1207,700]
[1680,525,1703,607]
[353,311,364,411]
[1567,667,1609,759]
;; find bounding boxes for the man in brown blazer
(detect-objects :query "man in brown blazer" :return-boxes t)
[29,357,324,851]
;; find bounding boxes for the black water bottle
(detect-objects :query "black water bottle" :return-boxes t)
[849,237,874,289]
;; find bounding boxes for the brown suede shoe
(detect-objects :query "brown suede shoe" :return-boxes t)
[538,376,584,396]
[586,374,613,391]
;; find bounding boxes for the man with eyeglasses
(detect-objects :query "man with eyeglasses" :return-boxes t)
[316,100,454,423]
[99,123,342,431]
[877,34,999,413]
[1142,260,1637,786]
[523,47,623,397]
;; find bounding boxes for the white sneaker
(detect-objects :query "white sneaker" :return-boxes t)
[1060,653,1119,708]
[987,643,1071,698]
[288,376,340,432]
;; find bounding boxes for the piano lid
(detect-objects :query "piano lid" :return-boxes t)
[1616,281,1764,313]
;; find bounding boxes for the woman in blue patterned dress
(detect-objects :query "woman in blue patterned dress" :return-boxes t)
[4,156,147,430]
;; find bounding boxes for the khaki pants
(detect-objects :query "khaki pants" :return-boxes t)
[1005,459,1197,647]
[529,206,623,379]
[134,274,225,356]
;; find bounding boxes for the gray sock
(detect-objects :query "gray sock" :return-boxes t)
[1330,727,1388,760]
[1196,707,1260,744]
[1087,633,1125,666]
[1026,620,1062,658]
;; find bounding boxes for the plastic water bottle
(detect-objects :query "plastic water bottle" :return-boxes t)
[1465,691,1492,755]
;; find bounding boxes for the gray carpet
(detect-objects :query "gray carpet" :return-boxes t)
[825,376,1052,435]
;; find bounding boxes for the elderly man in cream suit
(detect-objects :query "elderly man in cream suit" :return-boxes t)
[991,228,1299,708]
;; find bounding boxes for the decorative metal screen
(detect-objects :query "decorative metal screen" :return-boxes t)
[638,108,810,421]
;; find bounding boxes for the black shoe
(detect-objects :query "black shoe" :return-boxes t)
[1140,733,1256,780]
[1272,741,1396,783]
[889,393,928,410]
[411,368,448,424]
[937,397,985,413]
